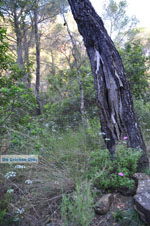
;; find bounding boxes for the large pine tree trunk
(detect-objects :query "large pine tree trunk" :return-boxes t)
[68,0,148,168]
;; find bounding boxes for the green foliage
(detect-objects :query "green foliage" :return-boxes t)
[88,145,141,190]
[43,98,81,129]
[142,167,150,176]
[43,93,97,131]
[0,192,16,225]
[43,61,97,129]
[134,100,150,128]
[0,27,9,71]
[0,26,36,132]
[134,100,150,143]
[0,209,6,224]
[119,41,149,100]
[61,181,94,226]
[102,0,138,44]
[0,2,150,225]
[0,79,36,130]
[113,209,146,226]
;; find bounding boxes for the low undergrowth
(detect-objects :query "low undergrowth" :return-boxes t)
[113,208,146,226]
[0,120,144,225]
[88,145,142,191]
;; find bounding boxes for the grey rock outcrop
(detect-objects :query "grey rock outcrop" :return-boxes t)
[133,173,150,224]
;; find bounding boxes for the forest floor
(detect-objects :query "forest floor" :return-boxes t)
[0,126,150,226]
[0,166,147,226]
[93,194,137,226]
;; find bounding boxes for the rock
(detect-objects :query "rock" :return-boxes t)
[118,185,136,196]
[134,192,150,223]
[94,193,113,215]
[133,173,150,181]
[136,179,150,194]
[133,173,150,224]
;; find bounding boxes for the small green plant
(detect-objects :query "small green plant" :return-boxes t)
[112,209,124,222]
[113,209,146,226]
[61,181,94,226]
[134,100,150,143]
[142,167,150,176]
[0,209,6,224]
[88,144,141,190]
[0,192,15,225]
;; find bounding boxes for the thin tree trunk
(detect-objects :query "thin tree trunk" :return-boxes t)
[63,13,87,127]
[23,32,30,87]
[34,5,41,115]
[23,26,34,88]
[50,50,56,76]
[68,0,148,168]
[14,8,24,69]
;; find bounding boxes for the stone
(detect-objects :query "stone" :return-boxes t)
[136,179,150,194]
[133,173,150,181]
[134,192,150,223]
[133,173,150,224]
[94,193,113,215]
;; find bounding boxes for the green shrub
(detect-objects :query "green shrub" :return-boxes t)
[0,209,6,224]
[134,100,150,144]
[88,145,141,190]
[113,209,146,226]
[61,181,94,226]
[119,40,150,100]
[0,26,35,133]
[0,81,36,129]
[43,97,82,130]
[0,192,18,226]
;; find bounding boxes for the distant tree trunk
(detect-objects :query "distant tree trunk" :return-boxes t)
[68,0,148,168]
[50,50,56,76]
[34,5,41,115]
[13,8,24,68]
[23,31,30,87]
[24,39,31,88]
[23,26,34,88]
[63,12,88,127]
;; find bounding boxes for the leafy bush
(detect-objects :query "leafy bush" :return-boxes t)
[43,97,81,129]
[134,100,150,144]
[0,26,36,133]
[119,40,150,100]
[88,145,141,190]
[0,80,36,129]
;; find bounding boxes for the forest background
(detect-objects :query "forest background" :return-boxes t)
[0,0,150,225]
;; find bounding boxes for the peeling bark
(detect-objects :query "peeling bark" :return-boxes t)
[68,0,148,168]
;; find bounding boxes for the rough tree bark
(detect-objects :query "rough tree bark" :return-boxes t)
[68,0,148,168]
